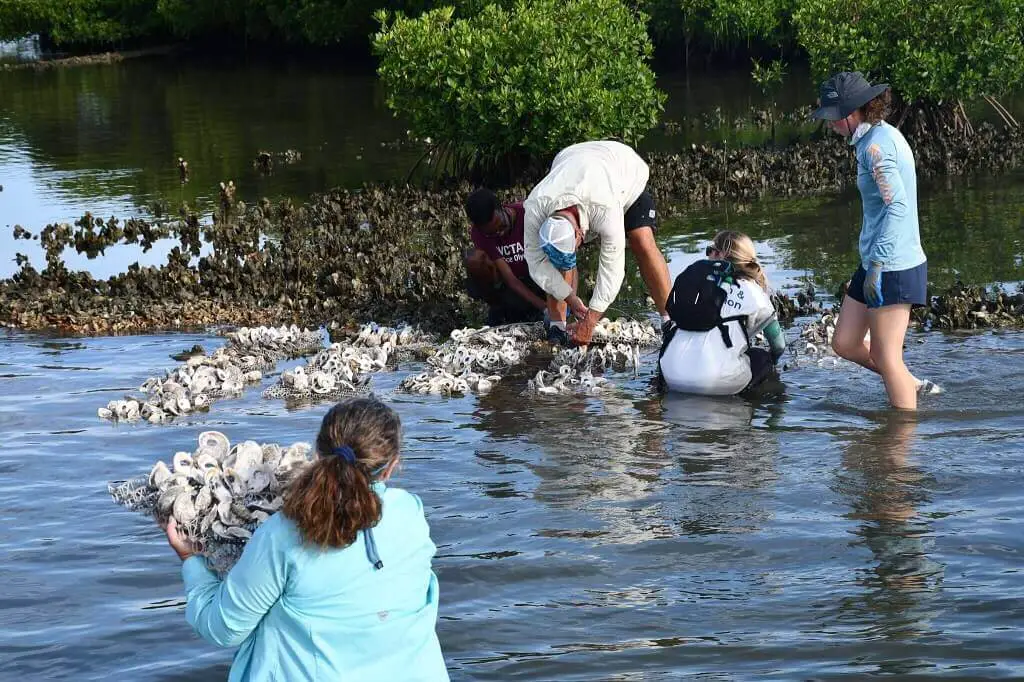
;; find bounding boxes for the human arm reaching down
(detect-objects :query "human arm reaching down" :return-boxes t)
[494,258,546,310]
[762,319,786,363]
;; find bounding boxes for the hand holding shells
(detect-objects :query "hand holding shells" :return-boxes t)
[163,517,197,561]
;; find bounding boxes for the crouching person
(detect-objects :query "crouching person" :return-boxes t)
[162,398,449,682]
[659,231,786,396]
[464,188,548,326]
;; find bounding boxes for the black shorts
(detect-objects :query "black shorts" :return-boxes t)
[847,261,928,308]
[466,275,544,325]
[624,190,657,233]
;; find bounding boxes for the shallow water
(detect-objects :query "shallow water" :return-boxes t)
[3,51,1024,680]
[2,298,1024,680]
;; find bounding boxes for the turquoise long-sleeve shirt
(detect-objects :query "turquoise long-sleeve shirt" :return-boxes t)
[181,482,449,682]
[854,121,927,272]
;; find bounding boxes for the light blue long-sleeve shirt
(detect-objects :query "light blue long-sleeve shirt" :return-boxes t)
[854,121,927,272]
[181,482,449,682]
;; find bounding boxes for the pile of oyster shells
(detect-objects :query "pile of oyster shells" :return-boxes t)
[522,343,640,397]
[399,319,657,397]
[262,323,431,402]
[780,310,843,371]
[588,318,661,347]
[525,365,614,396]
[108,430,313,575]
[98,325,323,423]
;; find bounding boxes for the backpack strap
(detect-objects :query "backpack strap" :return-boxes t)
[658,322,679,361]
[717,314,749,349]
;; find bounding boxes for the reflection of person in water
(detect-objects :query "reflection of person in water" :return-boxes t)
[471,386,782,540]
[837,413,944,639]
[471,388,674,543]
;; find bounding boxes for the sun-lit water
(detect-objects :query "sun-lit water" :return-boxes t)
[2,51,1024,680]
[2,296,1023,680]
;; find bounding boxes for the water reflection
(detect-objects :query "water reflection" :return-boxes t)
[836,414,944,650]
[470,388,672,543]
[2,52,1022,292]
[470,385,786,544]
[663,173,1024,294]
[0,52,420,232]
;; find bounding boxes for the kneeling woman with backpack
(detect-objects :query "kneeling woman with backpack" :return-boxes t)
[659,231,786,396]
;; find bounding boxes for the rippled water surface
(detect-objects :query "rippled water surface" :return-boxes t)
[2,50,1024,681]
[3,298,1024,680]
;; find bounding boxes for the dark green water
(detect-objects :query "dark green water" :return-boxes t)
[1,51,1024,681]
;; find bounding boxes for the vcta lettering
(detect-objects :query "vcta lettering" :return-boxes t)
[497,242,525,262]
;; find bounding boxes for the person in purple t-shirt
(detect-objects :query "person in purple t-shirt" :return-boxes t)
[464,188,547,325]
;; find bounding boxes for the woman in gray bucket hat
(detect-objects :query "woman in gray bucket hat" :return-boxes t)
[811,72,939,410]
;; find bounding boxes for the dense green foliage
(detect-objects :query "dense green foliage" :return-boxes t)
[1,0,1021,117]
[372,0,663,169]
[0,0,164,44]
[0,0,495,48]
[794,0,1024,103]
[643,0,795,59]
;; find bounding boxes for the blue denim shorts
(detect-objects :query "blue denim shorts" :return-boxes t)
[848,261,928,308]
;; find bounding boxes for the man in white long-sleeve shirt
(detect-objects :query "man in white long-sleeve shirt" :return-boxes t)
[524,140,671,344]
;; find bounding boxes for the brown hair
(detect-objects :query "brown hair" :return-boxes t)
[860,88,891,124]
[283,398,401,548]
[711,230,769,291]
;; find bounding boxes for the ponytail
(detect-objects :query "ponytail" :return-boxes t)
[283,398,400,549]
[711,230,770,292]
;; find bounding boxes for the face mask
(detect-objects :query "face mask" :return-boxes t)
[539,215,577,272]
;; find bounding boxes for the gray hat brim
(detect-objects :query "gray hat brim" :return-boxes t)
[810,82,889,121]
[810,104,843,121]
[847,83,889,113]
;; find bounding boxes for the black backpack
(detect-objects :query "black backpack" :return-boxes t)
[663,259,749,352]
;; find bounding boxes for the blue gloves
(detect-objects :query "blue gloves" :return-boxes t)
[864,262,884,308]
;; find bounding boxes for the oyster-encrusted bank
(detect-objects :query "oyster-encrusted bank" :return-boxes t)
[2,123,1022,336]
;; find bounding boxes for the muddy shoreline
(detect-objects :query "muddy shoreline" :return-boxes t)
[3,124,1023,337]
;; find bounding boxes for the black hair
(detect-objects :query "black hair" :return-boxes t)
[465,188,500,228]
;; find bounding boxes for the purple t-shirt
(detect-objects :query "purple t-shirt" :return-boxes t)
[470,202,529,280]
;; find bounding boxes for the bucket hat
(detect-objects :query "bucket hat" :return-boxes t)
[810,71,889,121]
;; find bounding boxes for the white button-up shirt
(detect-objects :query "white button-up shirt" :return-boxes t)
[523,140,649,313]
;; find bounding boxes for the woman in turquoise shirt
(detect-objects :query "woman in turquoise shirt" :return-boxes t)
[811,71,939,410]
[163,398,449,681]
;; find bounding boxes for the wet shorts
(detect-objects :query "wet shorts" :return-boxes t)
[745,348,776,389]
[624,191,657,233]
[847,261,928,308]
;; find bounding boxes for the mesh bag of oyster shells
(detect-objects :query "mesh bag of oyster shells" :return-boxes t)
[224,325,325,363]
[396,322,544,396]
[263,323,437,402]
[344,322,436,360]
[108,431,314,575]
[521,334,651,397]
[399,319,658,397]
[99,325,325,424]
[524,365,614,396]
[587,318,661,347]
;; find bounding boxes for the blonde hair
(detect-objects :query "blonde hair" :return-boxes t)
[711,230,768,291]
